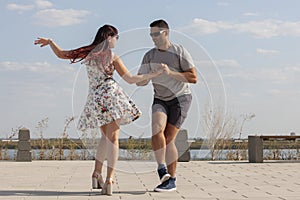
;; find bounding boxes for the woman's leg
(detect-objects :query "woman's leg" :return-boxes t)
[94,131,107,174]
[92,131,107,189]
[100,119,120,181]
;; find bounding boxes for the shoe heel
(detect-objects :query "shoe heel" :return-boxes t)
[92,171,103,189]
[106,183,112,196]
[101,186,107,195]
[92,177,98,189]
[161,173,171,183]
[101,178,113,195]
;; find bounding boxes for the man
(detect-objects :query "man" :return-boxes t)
[137,19,197,192]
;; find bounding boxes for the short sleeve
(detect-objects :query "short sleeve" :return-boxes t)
[179,45,195,71]
[138,53,151,75]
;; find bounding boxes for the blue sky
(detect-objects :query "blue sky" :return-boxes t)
[1,0,300,139]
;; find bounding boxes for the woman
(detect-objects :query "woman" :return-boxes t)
[34,24,162,195]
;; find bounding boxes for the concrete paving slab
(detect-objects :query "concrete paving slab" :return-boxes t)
[0,160,299,200]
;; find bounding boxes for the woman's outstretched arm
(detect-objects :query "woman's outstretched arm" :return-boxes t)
[34,37,76,59]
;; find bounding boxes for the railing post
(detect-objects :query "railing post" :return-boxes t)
[16,128,32,162]
[248,136,263,163]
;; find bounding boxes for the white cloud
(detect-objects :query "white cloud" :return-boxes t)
[233,20,279,38]
[224,66,300,84]
[35,0,53,9]
[268,89,284,95]
[6,0,52,12]
[217,1,229,6]
[195,59,240,68]
[7,3,34,12]
[34,9,90,27]
[240,92,255,98]
[256,48,280,55]
[215,59,240,68]
[190,18,231,35]
[7,1,88,27]
[284,66,300,73]
[183,18,300,38]
[243,12,259,17]
[0,61,75,74]
[267,89,300,96]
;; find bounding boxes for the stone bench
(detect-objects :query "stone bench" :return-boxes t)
[248,135,300,163]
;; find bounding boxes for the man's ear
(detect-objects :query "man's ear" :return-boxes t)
[164,29,169,36]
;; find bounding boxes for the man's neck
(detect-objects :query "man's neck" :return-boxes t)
[158,41,171,51]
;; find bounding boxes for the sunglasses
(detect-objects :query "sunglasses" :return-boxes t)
[150,30,165,37]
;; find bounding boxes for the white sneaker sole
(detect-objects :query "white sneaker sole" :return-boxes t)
[154,187,177,192]
[160,173,171,183]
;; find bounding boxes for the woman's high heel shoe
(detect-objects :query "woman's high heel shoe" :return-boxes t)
[92,171,104,189]
[101,178,113,196]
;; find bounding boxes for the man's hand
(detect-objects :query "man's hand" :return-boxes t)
[161,63,170,75]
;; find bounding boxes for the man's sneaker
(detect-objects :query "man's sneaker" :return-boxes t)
[157,167,171,183]
[154,177,177,192]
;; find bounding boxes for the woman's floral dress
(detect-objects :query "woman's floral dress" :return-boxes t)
[77,52,141,131]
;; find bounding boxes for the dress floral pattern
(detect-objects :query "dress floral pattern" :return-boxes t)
[77,52,141,131]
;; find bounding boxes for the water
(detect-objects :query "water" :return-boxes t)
[1,148,299,160]
[190,149,299,160]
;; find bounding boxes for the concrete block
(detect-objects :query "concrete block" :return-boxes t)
[178,150,191,162]
[18,141,31,151]
[175,141,189,152]
[18,128,30,141]
[16,150,32,162]
[248,136,263,163]
[176,129,188,141]
[175,129,191,162]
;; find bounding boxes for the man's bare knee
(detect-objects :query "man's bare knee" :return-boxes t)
[152,112,167,136]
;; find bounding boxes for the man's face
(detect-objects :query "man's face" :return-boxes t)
[150,27,167,47]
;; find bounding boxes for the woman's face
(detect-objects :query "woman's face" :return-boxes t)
[108,35,119,48]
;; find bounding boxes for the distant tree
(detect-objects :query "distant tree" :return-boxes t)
[202,104,238,160]
[36,117,49,160]
[238,113,256,139]
[59,116,76,159]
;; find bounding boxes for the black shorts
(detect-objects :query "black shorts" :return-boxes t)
[152,94,192,128]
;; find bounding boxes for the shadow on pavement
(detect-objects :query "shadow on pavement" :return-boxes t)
[0,190,147,196]
[208,160,300,164]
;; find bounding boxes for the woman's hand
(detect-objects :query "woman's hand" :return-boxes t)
[34,37,51,47]
[149,67,164,79]
[148,63,170,78]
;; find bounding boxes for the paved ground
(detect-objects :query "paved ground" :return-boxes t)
[0,160,299,200]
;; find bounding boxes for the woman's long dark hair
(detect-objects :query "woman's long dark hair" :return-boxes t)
[66,24,118,64]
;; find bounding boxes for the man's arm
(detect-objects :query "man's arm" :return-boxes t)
[162,64,197,83]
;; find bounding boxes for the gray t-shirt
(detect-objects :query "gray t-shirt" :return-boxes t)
[138,43,195,101]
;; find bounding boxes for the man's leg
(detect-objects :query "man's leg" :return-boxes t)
[164,123,180,177]
[153,121,179,192]
[152,110,173,185]
[152,111,167,166]
[165,94,192,176]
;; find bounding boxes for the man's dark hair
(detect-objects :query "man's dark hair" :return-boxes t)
[150,19,169,29]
